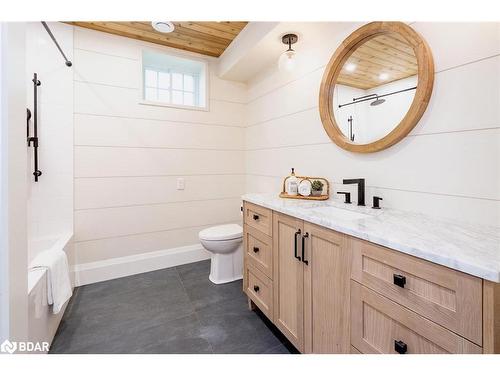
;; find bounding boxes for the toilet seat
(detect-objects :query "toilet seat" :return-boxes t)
[199,224,242,241]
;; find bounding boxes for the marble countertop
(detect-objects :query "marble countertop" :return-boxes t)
[242,193,500,282]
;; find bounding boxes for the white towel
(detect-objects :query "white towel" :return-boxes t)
[30,249,72,314]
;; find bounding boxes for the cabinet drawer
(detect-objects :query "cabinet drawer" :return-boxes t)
[351,238,482,345]
[243,202,272,236]
[351,281,482,354]
[245,265,273,321]
[244,224,273,279]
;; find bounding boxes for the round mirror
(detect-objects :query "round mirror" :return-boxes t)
[319,22,434,153]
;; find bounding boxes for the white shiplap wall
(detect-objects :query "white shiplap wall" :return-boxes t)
[26,22,74,262]
[72,27,246,269]
[71,22,499,284]
[245,22,500,226]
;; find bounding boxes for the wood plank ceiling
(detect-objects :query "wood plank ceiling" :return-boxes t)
[69,21,248,57]
[337,32,418,90]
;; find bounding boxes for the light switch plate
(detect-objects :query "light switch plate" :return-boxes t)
[176,178,185,190]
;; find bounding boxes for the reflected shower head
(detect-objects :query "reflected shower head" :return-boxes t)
[370,97,386,106]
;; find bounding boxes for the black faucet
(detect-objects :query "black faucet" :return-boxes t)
[342,178,365,206]
[337,191,352,204]
[372,196,383,209]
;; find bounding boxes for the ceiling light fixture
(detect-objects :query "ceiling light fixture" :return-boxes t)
[379,72,389,81]
[278,33,298,72]
[345,63,357,72]
[151,21,175,33]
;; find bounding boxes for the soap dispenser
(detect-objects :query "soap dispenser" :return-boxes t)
[285,168,299,196]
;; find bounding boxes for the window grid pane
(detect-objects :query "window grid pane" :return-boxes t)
[145,69,158,88]
[172,90,183,105]
[184,92,194,106]
[158,72,170,89]
[172,72,183,90]
[183,74,195,92]
[145,87,157,101]
[144,64,202,107]
[158,89,170,103]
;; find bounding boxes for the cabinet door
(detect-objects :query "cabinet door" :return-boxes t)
[273,212,304,352]
[303,222,351,353]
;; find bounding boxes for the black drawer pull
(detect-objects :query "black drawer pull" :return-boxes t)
[394,340,407,354]
[253,246,259,253]
[253,214,259,220]
[393,274,406,288]
[294,229,302,261]
[253,285,260,292]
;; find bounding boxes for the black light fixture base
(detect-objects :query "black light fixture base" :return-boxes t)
[282,33,298,45]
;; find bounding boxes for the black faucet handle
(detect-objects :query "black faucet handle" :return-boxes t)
[372,196,383,209]
[337,191,352,204]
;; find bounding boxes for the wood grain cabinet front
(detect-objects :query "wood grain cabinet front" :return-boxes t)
[244,202,272,236]
[351,281,482,354]
[303,222,351,353]
[351,238,483,345]
[244,224,273,278]
[272,212,305,352]
[271,214,352,353]
[245,265,273,320]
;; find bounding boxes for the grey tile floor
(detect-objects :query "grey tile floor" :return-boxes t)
[50,260,298,354]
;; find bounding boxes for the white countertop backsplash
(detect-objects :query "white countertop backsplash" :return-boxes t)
[242,193,500,282]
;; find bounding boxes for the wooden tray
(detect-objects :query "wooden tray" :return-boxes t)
[279,192,329,201]
[280,175,330,200]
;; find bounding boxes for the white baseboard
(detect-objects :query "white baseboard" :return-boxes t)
[71,244,211,287]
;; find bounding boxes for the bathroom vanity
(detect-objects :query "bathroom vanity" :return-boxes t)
[242,194,500,354]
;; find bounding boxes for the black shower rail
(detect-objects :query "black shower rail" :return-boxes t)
[27,73,42,182]
[41,21,72,67]
[338,86,417,108]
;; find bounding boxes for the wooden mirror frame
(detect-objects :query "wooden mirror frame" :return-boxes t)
[319,22,434,153]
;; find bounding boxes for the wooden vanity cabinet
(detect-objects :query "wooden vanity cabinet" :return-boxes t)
[242,201,500,354]
[245,207,351,353]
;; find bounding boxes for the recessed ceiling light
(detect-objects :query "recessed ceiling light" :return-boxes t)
[151,21,175,33]
[379,72,389,81]
[345,63,357,72]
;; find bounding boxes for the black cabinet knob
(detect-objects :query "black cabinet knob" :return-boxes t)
[253,246,259,253]
[393,274,407,288]
[253,285,260,292]
[253,214,259,220]
[394,340,408,354]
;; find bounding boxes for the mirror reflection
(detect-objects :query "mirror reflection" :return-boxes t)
[333,32,418,144]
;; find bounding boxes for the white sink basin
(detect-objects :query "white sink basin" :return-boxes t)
[308,205,370,221]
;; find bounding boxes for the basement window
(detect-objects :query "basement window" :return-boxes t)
[141,50,208,110]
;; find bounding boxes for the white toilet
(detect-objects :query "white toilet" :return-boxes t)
[199,224,243,284]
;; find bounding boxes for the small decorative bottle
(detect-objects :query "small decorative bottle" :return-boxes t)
[286,168,299,196]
